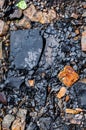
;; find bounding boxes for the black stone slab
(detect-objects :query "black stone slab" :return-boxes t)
[10,29,43,71]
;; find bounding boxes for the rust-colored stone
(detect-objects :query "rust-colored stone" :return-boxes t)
[58,66,79,87]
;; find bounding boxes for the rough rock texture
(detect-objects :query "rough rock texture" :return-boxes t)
[73,82,86,109]
[10,29,43,71]
[9,8,22,19]
[23,4,56,24]
[2,114,15,130]
[15,17,31,29]
[0,20,9,36]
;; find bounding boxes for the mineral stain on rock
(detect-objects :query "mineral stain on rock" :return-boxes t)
[10,29,43,71]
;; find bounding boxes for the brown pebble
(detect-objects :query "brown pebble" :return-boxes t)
[71,13,79,19]
[56,87,66,99]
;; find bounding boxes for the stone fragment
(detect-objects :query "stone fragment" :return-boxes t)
[26,122,38,130]
[56,87,66,99]
[9,9,22,19]
[23,4,56,24]
[0,20,9,36]
[0,92,7,105]
[58,66,79,87]
[0,0,5,9]
[0,42,2,59]
[75,29,79,35]
[16,17,31,29]
[28,79,35,87]
[2,114,15,130]
[70,119,81,125]
[66,108,83,114]
[82,11,86,17]
[79,78,86,83]
[73,82,86,109]
[65,95,70,102]
[23,4,38,22]
[10,29,43,71]
[71,13,79,19]
[12,109,27,130]
[6,76,24,89]
[39,117,52,130]
[81,31,86,51]
[83,4,86,8]
[17,108,27,120]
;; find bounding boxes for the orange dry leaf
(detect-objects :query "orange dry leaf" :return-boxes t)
[58,66,79,87]
[66,108,83,114]
[28,79,35,86]
[56,87,66,99]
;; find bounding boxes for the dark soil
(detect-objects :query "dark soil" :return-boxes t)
[0,0,86,130]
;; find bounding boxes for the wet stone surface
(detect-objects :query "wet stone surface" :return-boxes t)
[10,29,43,71]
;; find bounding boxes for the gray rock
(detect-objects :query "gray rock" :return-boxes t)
[9,9,22,19]
[6,76,24,89]
[10,29,43,71]
[39,117,52,130]
[2,114,15,129]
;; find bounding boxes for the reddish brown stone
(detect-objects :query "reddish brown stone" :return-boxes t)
[58,66,79,87]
